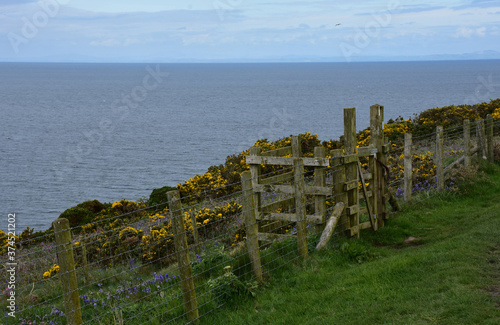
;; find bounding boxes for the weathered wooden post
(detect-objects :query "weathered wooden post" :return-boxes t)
[291,135,308,258]
[241,171,263,281]
[464,119,471,167]
[436,126,444,191]
[486,114,494,163]
[294,157,309,259]
[476,119,486,159]
[167,190,199,322]
[370,105,384,227]
[404,133,412,201]
[344,107,359,237]
[332,149,348,233]
[53,218,83,325]
[314,146,327,234]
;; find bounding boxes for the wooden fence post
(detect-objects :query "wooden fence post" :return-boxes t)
[314,146,327,234]
[370,104,385,227]
[331,149,348,233]
[404,133,412,201]
[294,158,309,259]
[167,190,199,322]
[241,171,263,281]
[477,119,486,159]
[53,218,83,325]
[436,126,444,191]
[464,119,471,167]
[486,114,494,163]
[344,107,359,237]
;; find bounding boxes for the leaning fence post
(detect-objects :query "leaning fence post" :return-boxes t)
[436,126,444,191]
[167,190,199,322]
[404,133,412,201]
[464,119,471,167]
[294,158,309,259]
[241,171,263,281]
[53,218,83,325]
[486,114,494,163]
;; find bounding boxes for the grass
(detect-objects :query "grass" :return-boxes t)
[6,163,500,324]
[199,164,500,325]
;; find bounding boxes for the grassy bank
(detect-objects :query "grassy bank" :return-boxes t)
[200,164,500,325]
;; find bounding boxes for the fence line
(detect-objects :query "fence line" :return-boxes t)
[2,108,499,324]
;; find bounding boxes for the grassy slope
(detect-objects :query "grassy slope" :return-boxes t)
[201,168,500,325]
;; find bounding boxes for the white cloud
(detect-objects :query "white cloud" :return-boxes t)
[453,26,487,38]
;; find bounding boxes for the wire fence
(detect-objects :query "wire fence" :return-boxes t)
[1,113,499,325]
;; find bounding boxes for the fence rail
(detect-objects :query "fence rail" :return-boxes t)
[2,107,499,324]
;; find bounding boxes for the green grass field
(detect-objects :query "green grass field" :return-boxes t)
[200,165,500,325]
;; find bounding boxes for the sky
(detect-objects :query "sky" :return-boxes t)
[1,0,500,62]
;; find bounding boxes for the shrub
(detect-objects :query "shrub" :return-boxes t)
[148,186,176,210]
[59,206,94,228]
[207,266,251,305]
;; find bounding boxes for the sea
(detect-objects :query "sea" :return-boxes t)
[1,60,500,232]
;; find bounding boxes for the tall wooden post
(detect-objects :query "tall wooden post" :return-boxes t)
[436,126,444,191]
[404,133,412,201]
[464,119,471,167]
[53,218,83,325]
[344,107,359,237]
[486,114,494,163]
[241,171,263,281]
[294,157,309,259]
[291,135,302,158]
[314,146,327,234]
[332,149,348,233]
[370,104,385,227]
[167,191,199,322]
[476,119,486,159]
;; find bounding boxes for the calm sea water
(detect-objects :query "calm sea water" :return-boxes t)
[1,61,500,232]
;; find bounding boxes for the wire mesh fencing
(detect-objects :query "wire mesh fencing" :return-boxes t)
[1,114,499,324]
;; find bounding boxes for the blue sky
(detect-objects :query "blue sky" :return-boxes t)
[1,0,499,62]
